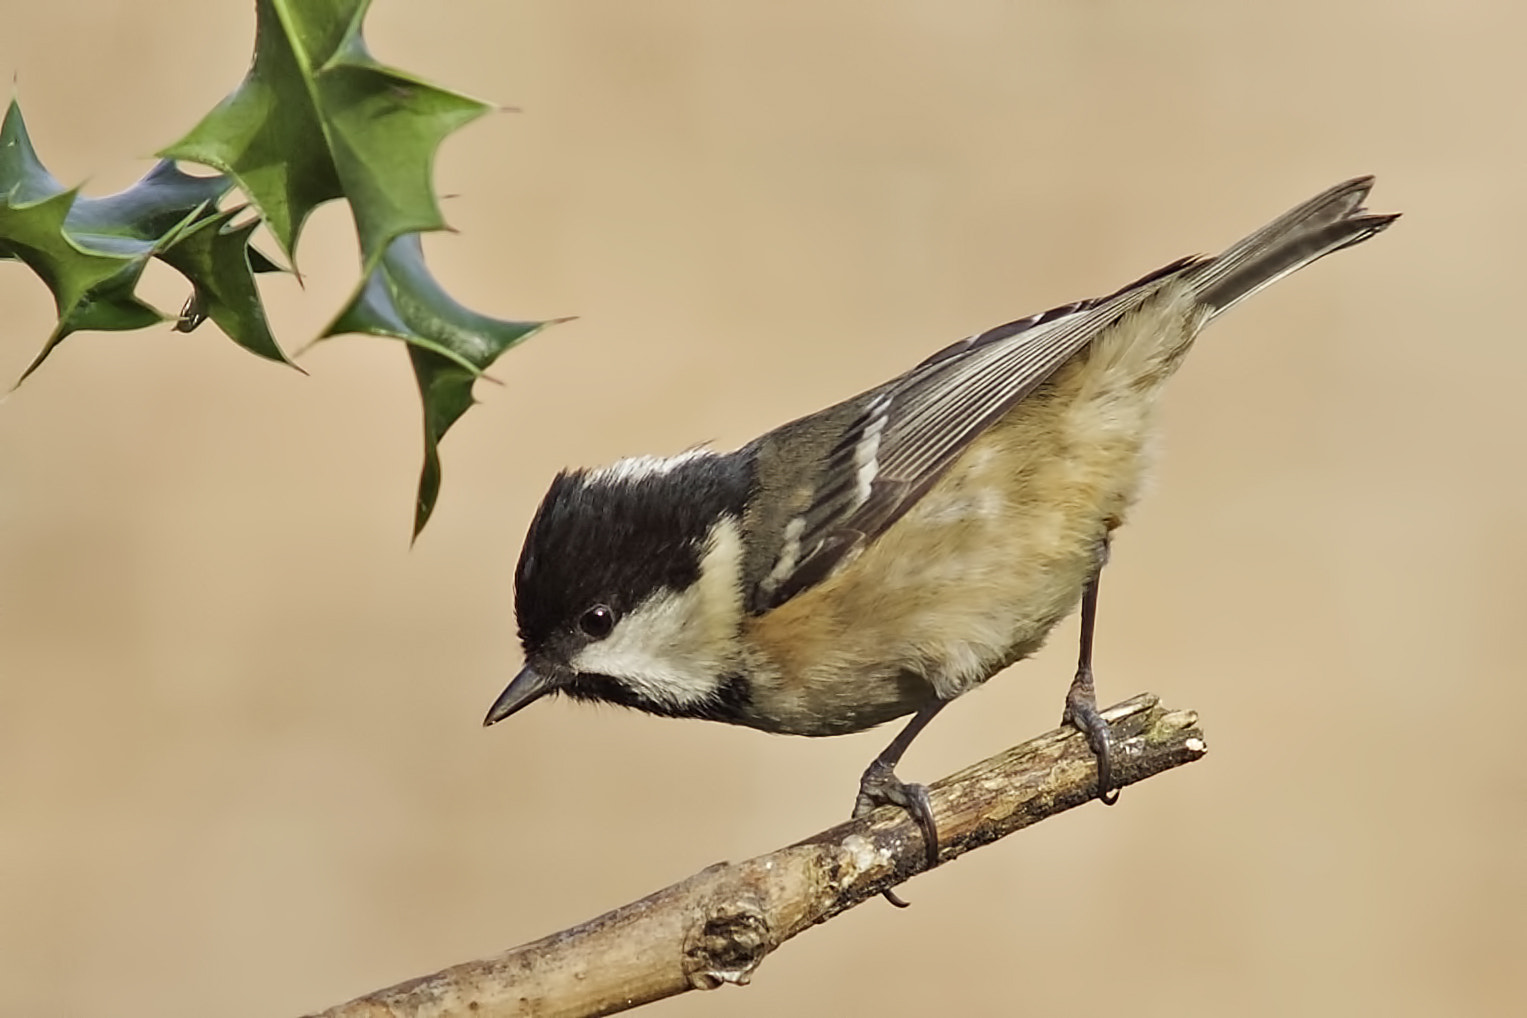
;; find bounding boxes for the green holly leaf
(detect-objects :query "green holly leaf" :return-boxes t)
[158,0,346,263]
[160,0,491,267]
[1,97,296,382]
[157,207,292,366]
[0,97,63,200]
[68,159,233,247]
[2,98,234,248]
[316,33,492,264]
[2,182,168,383]
[5,2,548,536]
[325,233,563,536]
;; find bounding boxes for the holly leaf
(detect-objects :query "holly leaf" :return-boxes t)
[2,99,235,251]
[160,0,491,267]
[1,194,166,383]
[157,207,292,365]
[1,98,171,381]
[1,98,297,381]
[157,0,346,264]
[0,96,65,214]
[68,158,233,246]
[325,233,563,536]
[2,180,168,383]
[5,2,549,537]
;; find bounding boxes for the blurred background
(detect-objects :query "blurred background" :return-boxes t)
[2,2,1523,1016]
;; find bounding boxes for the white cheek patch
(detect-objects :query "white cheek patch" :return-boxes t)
[570,517,745,709]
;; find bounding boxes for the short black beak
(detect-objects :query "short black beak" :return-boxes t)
[483,665,553,726]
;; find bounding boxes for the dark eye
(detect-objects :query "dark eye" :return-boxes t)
[578,604,616,639]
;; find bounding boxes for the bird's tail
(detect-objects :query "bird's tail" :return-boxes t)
[1189,176,1399,318]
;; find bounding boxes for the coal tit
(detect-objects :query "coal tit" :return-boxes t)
[485,178,1396,877]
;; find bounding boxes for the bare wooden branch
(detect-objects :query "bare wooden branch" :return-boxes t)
[306,693,1206,1018]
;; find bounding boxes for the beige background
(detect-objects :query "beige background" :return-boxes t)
[2,2,1523,1016]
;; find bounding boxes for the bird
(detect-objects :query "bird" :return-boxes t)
[484,176,1397,891]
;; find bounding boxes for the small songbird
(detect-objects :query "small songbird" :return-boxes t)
[485,177,1396,875]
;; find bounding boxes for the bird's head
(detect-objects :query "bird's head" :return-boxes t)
[484,450,754,726]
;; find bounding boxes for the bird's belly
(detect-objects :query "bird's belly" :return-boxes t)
[743,361,1160,729]
[735,661,934,736]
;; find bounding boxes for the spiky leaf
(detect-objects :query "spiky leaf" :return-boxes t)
[160,0,490,267]
[0,182,167,383]
[1,100,162,379]
[0,98,296,380]
[326,233,558,535]
[68,159,233,246]
[157,208,292,365]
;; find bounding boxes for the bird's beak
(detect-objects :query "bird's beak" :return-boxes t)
[483,665,553,727]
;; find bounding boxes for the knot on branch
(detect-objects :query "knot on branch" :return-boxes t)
[682,890,773,988]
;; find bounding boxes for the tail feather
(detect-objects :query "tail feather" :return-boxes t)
[1191,176,1399,317]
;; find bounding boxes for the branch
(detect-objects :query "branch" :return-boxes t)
[306,693,1206,1018]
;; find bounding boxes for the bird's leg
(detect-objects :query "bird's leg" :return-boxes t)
[1062,537,1121,805]
[853,698,947,906]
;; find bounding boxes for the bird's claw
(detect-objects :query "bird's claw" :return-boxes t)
[1063,665,1121,804]
[854,758,940,867]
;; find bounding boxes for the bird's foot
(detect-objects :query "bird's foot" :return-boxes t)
[1063,664,1120,805]
[853,758,938,907]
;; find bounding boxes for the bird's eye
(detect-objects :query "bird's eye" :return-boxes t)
[578,604,616,639]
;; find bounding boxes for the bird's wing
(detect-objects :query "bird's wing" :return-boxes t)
[758,256,1200,608]
[757,176,1397,610]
